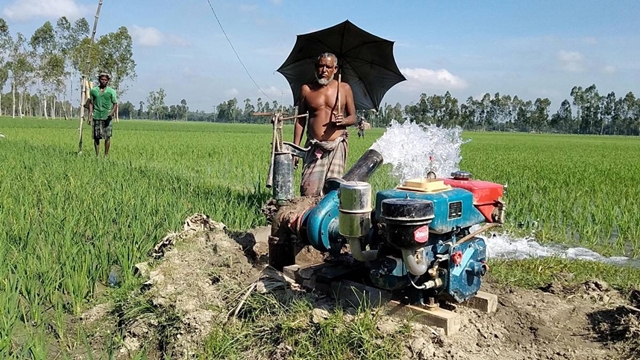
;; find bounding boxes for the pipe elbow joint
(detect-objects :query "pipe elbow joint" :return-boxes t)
[402,248,428,276]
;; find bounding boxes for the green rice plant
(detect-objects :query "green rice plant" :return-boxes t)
[1,117,639,357]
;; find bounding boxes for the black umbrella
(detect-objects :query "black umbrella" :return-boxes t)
[277,20,406,111]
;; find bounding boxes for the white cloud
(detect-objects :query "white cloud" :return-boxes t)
[2,0,90,21]
[239,4,259,12]
[557,50,586,73]
[260,86,286,99]
[399,68,468,91]
[225,88,239,97]
[130,26,189,47]
[602,65,617,74]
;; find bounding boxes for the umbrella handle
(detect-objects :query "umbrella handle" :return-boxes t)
[337,73,341,118]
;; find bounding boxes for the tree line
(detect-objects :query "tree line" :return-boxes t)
[0,16,135,119]
[398,85,640,135]
[156,84,639,136]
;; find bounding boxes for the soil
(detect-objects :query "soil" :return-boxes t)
[81,214,640,360]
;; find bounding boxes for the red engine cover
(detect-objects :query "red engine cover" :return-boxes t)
[443,178,503,222]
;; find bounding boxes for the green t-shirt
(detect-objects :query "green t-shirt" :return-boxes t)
[90,86,117,120]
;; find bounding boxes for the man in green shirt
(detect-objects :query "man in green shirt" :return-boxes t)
[88,73,118,156]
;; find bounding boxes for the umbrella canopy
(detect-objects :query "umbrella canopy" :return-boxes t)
[277,20,406,111]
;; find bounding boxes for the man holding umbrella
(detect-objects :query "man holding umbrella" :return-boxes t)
[293,53,357,197]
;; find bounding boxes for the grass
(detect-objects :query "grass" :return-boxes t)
[1,116,639,357]
[200,294,408,360]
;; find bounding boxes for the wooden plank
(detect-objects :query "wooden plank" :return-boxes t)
[462,291,498,313]
[387,300,461,335]
[282,265,300,281]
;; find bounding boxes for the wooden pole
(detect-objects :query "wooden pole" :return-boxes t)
[337,73,341,118]
[78,0,103,154]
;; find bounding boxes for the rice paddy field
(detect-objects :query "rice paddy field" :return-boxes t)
[1,116,640,357]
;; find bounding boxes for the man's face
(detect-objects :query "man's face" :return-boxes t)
[99,76,109,87]
[315,57,337,86]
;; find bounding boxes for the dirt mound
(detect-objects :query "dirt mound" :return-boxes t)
[81,215,638,359]
[115,214,263,358]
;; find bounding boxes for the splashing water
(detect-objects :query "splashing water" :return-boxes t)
[370,120,467,183]
[480,231,636,266]
[371,120,636,267]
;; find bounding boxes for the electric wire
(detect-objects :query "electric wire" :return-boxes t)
[205,0,274,101]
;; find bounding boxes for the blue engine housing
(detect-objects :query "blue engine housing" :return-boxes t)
[372,188,488,303]
[301,186,489,304]
[447,237,487,302]
[375,188,486,234]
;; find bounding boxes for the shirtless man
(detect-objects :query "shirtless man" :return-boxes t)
[294,53,357,196]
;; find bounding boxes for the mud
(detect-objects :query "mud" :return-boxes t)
[81,214,638,359]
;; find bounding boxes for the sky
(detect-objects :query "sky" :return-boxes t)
[2,0,640,112]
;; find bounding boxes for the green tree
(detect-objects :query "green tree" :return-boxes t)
[0,18,9,116]
[600,92,616,135]
[118,101,135,119]
[243,98,254,122]
[531,98,551,132]
[550,99,573,133]
[6,32,35,118]
[56,16,90,118]
[31,21,67,118]
[180,99,188,121]
[95,26,136,96]
[147,88,166,120]
[137,100,144,119]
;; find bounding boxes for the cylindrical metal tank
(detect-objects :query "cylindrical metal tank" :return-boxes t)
[338,181,372,238]
[273,152,294,202]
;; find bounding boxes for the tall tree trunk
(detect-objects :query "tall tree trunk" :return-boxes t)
[52,95,56,119]
[11,83,15,118]
[43,95,48,119]
[18,89,23,118]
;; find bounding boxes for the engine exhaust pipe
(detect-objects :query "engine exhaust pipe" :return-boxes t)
[343,149,384,182]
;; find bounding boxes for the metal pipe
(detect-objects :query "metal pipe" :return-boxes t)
[401,248,428,276]
[348,237,378,262]
[342,149,384,182]
[457,223,502,245]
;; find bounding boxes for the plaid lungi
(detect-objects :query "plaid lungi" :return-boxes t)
[300,136,348,196]
[92,119,113,140]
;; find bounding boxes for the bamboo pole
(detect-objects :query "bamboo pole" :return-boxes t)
[337,73,341,118]
[78,0,103,154]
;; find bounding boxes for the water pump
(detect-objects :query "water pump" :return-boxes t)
[268,148,505,305]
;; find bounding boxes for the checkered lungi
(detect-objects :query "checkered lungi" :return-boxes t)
[300,136,348,196]
[92,119,113,140]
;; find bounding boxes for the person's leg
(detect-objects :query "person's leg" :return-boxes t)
[103,120,113,157]
[104,138,110,157]
[93,120,100,156]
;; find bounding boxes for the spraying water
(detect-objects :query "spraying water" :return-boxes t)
[371,120,636,267]
[479,230,637,266]
[371,120,466,183]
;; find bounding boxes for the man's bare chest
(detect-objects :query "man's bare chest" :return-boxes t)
[306,91,340,110]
